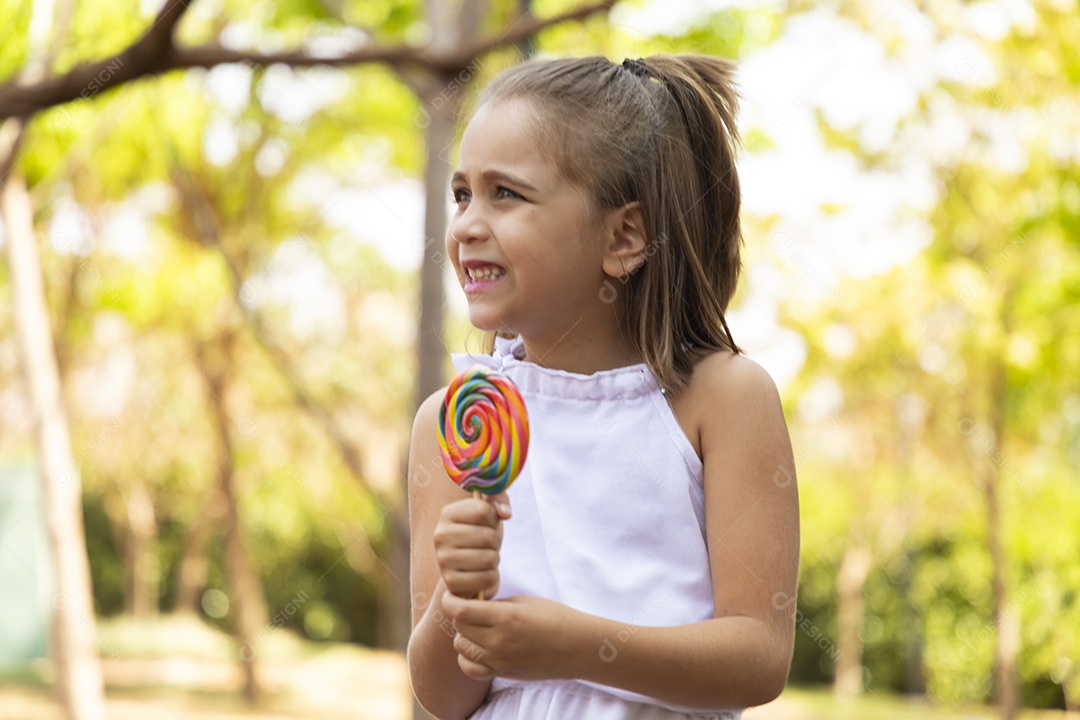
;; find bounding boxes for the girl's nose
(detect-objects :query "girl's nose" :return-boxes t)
[449,204,490,245]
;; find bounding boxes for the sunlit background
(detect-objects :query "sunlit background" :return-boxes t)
[1,0,1077,718]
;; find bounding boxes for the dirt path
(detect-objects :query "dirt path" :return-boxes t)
[2,653,1070,720]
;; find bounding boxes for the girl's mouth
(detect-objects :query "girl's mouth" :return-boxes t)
[464,266,507,294]
[464,272,506,294]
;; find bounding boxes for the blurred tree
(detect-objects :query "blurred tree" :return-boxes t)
[1,0,105,716]
[194,332,270,702]
[774,1,1080,716]
[1,137,106,720]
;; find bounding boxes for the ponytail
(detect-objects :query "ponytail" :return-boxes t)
[631,55,743,359]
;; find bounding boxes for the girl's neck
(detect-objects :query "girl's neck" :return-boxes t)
[517,322,642,375]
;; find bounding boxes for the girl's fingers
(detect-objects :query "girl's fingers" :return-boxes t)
[457,651,495,680]
[443,569,499,600]
[442,590,497,627]
[443,497,500,527]
[454,631,496,679]
[441,547,500,572]
[434,522,500,551]
[486,492,512,520]
[453,631,485,664]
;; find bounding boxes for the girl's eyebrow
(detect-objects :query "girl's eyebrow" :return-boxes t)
[451,169,539,192]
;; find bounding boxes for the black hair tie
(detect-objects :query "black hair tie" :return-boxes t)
[621,57,650,78]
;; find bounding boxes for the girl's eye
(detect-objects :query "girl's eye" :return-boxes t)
[450,186,522,205]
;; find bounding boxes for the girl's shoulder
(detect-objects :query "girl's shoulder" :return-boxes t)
[689,348,777,396]
[673,349,784,460]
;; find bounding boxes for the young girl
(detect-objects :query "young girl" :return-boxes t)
[407,54,800,720]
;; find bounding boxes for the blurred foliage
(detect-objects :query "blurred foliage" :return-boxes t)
[771,0,1080,709]
[1,0,1078,713]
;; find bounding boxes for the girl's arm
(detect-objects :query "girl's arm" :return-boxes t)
[406,389,500,720]
[443,353,800,710]
[577,353,799,707]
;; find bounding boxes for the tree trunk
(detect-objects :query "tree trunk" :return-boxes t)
[985,446,1020,719]
[969,299,1020,720]
[405,0,466,705]
[981,361,1020,719]
[122,480,159,620]
[1063,665,1079,717]
[173,495,220,615]
[1,122,106,720]
[376,503,414,652]
[405,55,464,720]
[416,88,456,413]
[834,544,872,698]
[195,335,269,705]
[895,394,925,694]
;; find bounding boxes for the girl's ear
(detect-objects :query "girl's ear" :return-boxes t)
[600,201,648,279]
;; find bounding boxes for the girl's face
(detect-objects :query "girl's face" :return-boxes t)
[447,99,607,339]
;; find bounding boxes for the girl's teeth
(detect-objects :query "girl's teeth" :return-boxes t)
[470,267,506,281]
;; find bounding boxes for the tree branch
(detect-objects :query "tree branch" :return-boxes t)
[0,0,196,119]
[449,0,614,70]
[144,0,195,52]
[0,0,618,120]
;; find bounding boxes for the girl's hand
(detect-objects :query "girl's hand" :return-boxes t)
[442,592,590,681]
[432,493,512,600]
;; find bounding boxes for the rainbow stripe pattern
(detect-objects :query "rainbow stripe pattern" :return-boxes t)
[438,364,530,495]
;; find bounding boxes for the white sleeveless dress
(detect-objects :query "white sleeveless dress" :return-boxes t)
[449,335,743,720]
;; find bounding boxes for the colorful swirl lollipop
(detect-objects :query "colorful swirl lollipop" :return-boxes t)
[438,364,530,499]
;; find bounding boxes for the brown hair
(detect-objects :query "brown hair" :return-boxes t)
[467,54,743,397]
